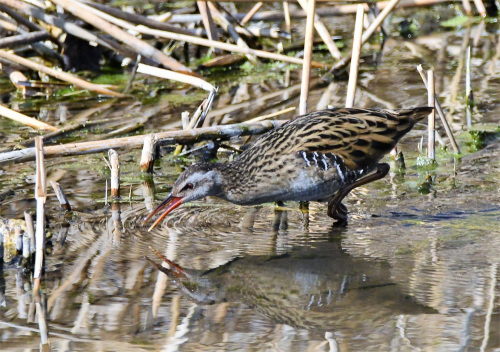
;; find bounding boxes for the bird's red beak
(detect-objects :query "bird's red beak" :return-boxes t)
[143,194,183,231]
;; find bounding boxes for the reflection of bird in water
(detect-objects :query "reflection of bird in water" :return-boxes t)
[146,234,435,337]
[144,107,432,230]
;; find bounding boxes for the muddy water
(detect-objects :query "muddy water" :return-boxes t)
[1,17,500,352]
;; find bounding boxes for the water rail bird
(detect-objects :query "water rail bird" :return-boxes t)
[144,107,432,231]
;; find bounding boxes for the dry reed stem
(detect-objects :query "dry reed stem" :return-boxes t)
[137,63,214,91]
[24,212,35,254]
[241,1,264,25]
[0,31,49,49]
[331,0,401,73]
[33,137,46,284]
[296,0,342,60]
[197,1,219,48]
[345,5,364,108]
[462,0,473,15]
[472,0,487,16]
[0,120,285,164]
[49,180,71,211]
[283,1,292,33]
[207,1,258,64]
[427,70,435,160]
[130,23,328,68]
[0,104,59,131]
[50,0,192,73]
[246,106,296,122]
[0,50,124,97]
[140,134,157,173]
[299,0,316,115]
[466,45,473,127]
[108,149,120,199]
[417,65,460,154]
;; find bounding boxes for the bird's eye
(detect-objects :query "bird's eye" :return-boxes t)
[186,183,194,190]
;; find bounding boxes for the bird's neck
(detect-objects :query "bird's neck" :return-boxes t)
[215,160,255,204]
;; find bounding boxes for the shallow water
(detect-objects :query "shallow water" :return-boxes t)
[1,11,500,352]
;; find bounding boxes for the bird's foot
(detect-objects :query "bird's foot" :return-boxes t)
[328,201,348,222]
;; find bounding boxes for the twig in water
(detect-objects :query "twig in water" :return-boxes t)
[24,212,35,254]
[299,0,316,115]
[283,1,291,33]
[123,54,141,94]
[345,5,364,108]
[197,0,219,52]
[0,31,50,49]
[462,0,473,15]
[427,70,435,160]
[417,65,460,154]
[246,106,296,123]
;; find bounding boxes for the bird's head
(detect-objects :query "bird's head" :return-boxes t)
[143,163,222,231]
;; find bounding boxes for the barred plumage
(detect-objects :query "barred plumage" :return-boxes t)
[144,107,432,230]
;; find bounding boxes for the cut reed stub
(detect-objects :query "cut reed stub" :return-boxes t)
[50,180,71,211]
[427,70,436,161]
[108,149,120,199]
[140,134,157,173]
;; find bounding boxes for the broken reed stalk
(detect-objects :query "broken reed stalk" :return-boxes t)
[299,0,316,115]
[331,0,401,74]
[0,104,59,131]
[0,120,285,165]
[141,180,154,211]
[296,0,342,60]
[427,70,436,160]
[0,50,124,97]
[140,134,157,173]
[49,180,71,211]
[462,0,473,15]
[137,63,214,92]
[108,149,120,199]
[472,0,487,16]
[466,45,473,127]
[345,5,364,108]
[241,2,264,25]
[0,31,50,49]
[35,295,50,349]
[33,137,47,291]
[24,212,35,254]
[50,0,192,73]
[22,226,30,258]
[417,65,460,154]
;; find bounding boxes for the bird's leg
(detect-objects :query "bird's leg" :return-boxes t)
[328,163,390,221]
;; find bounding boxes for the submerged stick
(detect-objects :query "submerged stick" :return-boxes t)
[0,50,124,97]
[108,149,120,199]
[299,0,316,115]
[345,5,364,108]
[427,70,435,160]
[140,134,157,173]
[0,120,285,165]
[50,180,71,211]
[0,104,59,131]
[417,65,460,154]
[33,137,47,290]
